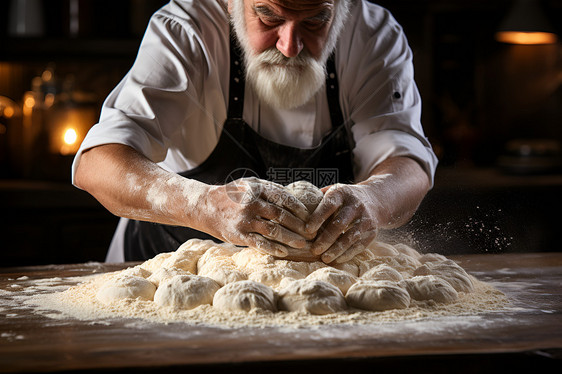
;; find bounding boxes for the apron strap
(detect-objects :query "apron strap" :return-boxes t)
[228,29,245,120]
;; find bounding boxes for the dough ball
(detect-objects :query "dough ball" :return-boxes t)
[361,264,403,282]
[153,274,220,310]
[248,267,305,289]
[285,180,323,213]
[332,251,376,277]
[232,247,276,272]
[148,267,191,287]
[96,274,156,304]
[277,279,347,315]
[213,280,277,312]
[368,254,422,275]
[140,252,173,273]
[400,275,459,303]
[197,244,247,286]
[161,238,216,273]
[418,253,448,264]
[197,259,248,287]
[345,280,410,311]
[121,265,152,279]
[282,259,326,276]
[393,243,422,259]
[414,260,474,293]
[306,267,357,294]
[366,241,399,257]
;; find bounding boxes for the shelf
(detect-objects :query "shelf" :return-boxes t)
[0,37,142,61]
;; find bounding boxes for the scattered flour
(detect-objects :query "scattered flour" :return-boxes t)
[17,238,508,328]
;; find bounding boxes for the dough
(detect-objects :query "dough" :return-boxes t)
[393,243,422,259]
[197,259,248,287]
[306,267,357,294]
[213,280,277,312]
[153,274,220,310]
[197,245,248,286]
[368,253,422,274]
[418,253,448,264]
[345,280,410,311]
[285,180,323,213]
[414,260,474,293]
[147,267,190,287]
[121,265,152,279]
[248,267,305,289]
[400,275,459,303]
[366,241,399,257]
[96,274,156,304]
[140,252,173,273]
[361,264,403,282]
[277,279,347,315]
[282,181,324,262]
[92,238,480,316]
[160,238,215,273]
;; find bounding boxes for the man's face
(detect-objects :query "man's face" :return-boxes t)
[243,0,335,60]
[230,0,347,110]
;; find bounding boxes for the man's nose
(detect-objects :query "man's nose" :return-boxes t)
[276,23,304,58]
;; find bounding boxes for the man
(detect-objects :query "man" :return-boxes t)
[73,0,437,264]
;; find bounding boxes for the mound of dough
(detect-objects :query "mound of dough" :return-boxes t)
[285,180,323,213]
[361,264,403,282]
[148,267,190,287]
[153,274,220,310]
[306,267,357,294]
[93,237,481,316]
[400,275,459,303]
[97,274,156,304]
[414,260,474,293]
[346,280,410,311]
[248,267,305,289]
[160,238,216,273]
[213,280,277,312]
[278,279,347,315]
[197,245,248,286]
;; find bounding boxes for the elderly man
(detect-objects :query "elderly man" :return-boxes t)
[73,0,437,264]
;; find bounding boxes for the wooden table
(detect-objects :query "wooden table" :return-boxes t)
[1,253,561,373]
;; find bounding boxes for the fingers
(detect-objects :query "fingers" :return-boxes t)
[323,230,377,264]
[250,217,307,249]
[305,188,343,235]
[310,205,356,255]
[246,233,289,258]
[259,182,310,221]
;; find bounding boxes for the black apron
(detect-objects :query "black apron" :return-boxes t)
[124,34,354,261]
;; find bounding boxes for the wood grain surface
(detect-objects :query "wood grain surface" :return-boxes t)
[1,253,561,373]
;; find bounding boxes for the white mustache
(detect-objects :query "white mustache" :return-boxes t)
[258,48,312,68]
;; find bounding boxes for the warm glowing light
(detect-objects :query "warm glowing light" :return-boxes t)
[495,31,558,45]
[3,106,14,118]
[24,96,35,108]
[63,128,78,145]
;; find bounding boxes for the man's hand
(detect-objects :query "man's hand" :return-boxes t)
[305,157,430,264]
[197,177,312,257]
[305,183,381,264]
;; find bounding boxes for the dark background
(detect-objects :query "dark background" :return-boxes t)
[1,0,561,266]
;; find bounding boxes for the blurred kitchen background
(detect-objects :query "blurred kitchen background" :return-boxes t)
[1,0,561,266]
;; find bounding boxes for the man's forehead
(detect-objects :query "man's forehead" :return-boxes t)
[250,0,335,12]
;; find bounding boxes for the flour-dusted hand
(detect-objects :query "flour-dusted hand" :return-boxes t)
[198,177,312,257]
[305,157,432,264]
[305,182,381,264]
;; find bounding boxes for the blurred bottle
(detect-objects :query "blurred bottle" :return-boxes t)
[8,0,45,37]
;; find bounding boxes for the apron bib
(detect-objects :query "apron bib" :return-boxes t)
[124,34,354,261]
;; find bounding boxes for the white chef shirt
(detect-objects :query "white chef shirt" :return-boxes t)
[71,0,438,262]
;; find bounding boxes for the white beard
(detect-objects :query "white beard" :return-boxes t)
[230,0,350,110]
